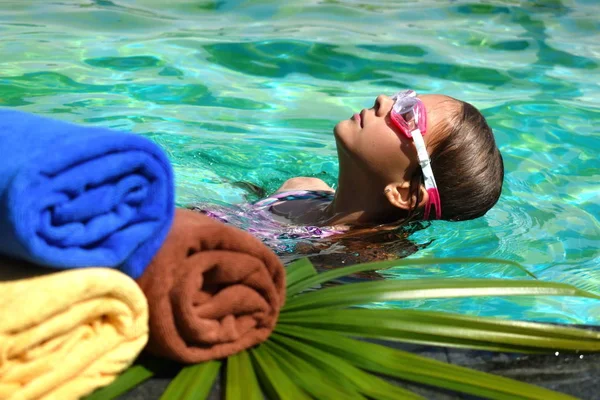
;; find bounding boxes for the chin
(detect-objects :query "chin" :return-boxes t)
[333,119,356,146]
[333,121,359,168]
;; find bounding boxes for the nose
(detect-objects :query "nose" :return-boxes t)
[374,94,393,117]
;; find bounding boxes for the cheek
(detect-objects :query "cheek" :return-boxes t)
[356,126,406,173]
[336,120,416,178]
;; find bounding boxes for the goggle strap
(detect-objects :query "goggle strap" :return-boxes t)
[421,160,438,191]
[425,188,442,220]
[412,131,434,189]
[412,130,442,220]
[412,130,429,163]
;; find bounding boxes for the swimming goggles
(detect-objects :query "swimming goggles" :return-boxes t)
[389,90,442,220]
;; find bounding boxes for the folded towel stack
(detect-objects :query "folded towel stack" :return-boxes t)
[0,110,287,399]
[137,209,286,363]
[0,262,149,400]
[0,109,174,279]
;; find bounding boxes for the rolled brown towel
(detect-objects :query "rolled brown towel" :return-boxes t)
[136,208,286,363]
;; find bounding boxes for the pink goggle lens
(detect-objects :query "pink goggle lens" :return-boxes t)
[389,90,427,138]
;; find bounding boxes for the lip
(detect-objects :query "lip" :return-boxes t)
[359,109,366,127]
[352,113,362,127]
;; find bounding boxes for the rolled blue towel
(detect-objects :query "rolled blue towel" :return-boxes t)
[0,109,174,279]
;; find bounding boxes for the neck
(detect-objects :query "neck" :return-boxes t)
[322,163,404,227]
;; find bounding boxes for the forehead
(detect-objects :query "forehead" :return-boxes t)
[417,94,460,142]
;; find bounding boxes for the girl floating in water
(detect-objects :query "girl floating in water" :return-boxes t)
[191,90,504,265]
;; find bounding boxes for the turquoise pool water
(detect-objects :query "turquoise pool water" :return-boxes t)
[1,0,598,324]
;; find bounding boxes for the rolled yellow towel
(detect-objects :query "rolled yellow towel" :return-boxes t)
[0,262,149,400]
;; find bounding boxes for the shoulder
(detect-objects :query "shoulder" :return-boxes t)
[275,177,334,193]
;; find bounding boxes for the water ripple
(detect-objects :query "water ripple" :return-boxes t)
[1,0,599,324]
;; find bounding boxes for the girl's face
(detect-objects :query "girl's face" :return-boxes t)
[333,93,458,183]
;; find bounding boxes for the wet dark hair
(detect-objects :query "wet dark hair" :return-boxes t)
[408,99,504,222]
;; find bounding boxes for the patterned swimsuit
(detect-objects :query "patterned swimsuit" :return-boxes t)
[190,190,346,253]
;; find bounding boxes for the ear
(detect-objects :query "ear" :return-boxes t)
[384,182,429,211]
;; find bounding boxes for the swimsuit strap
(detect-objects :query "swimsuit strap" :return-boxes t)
[254,190,335,209]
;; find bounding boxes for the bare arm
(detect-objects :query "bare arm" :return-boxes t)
[275,177,334,193]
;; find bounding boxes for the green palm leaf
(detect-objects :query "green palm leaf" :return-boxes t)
[276,325,578,400]
[225,351,262,400]
[159,361,220,400]
[270,331,424,400]
[286,257,536,297]
[283,278,599,312]
[260,340,366,399]
[279,308,600,353]
[89,257,600,400]
[249,345,311,399]
[284,257,318,287]
[84,364,155,400]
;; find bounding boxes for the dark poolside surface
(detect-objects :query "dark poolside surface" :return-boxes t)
[119,325,600,400]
